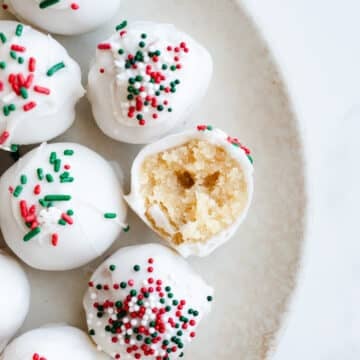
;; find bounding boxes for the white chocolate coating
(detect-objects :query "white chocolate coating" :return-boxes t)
[3,0,122,35]
[0,142,127,271]
[0,21,84,150]
[88,21,212,144]
[83,244,214,359]
[0,250,30,352]
[0,325,110,359]
[125,126,254,257]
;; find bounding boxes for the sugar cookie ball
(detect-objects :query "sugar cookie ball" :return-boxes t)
[0,21,84,150]
[1,325,110,359]
[0,250,30,352]
[0,142,127,271]
[88,21,212,144]
[3,0,122,35]
[83,244,214,359]
[126,126,254,257]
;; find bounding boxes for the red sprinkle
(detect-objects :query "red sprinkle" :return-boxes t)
[28,57,36,72]
[51,233,59,247]
[97,43,112,50]
[61,213,73,225]
[23,101,37,112]
[0,131,9,144]
[34,85,51,95]
[11,44,26,52]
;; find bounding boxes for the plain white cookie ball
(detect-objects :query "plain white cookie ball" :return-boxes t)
[88,21,212,144]
[0,142,127,271]
[0,325,110,359]
[0,21,84,150]
[83,244,214,359]
[3,0,122,35]
[0,250,30,352]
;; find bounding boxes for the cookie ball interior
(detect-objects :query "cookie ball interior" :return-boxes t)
[140,139,249,245]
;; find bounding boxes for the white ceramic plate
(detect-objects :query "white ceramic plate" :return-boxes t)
[0,1,305,359]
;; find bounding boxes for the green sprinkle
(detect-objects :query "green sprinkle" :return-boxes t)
[37,168,44,180]
[104,213,117,219]
[60,177,74,183]
[247,155,254,164]
[20,87,28,99]
[141,33,147,39]
[15,24,23,36]
[23,227,41,242]
[115,301,122,308]
[13,185,23,197]
[133,265,140,272]
[18,57,24,64]
[120,282,127,289]
[39,0,60,9]
[44,195,71,201]
[130,289,137,297]
[60,171,69,179]
[46,174,54,183]
[64,149,74,156]
[54,158,61,172]
[58,219,66,226]
[0,33,7,43]
[115,21,127,31]
[3,106,9,117]
[89,329,95,336]
[109,264,116,271]
[139,41,146,48]
[207,125,213,130]
[10,144,19,152]
[207,296,213,302]
[20,175,27,185]
[118,49,124,55]
[47,62,65,76]
[122,225,130,232]
[9,104,15,111]
[49,152,57,164]
[10,51,17,60]
[67,209,74,216]
[0,61,6,69]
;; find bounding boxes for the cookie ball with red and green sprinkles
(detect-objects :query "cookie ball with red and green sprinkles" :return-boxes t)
[1,325,109,359]
[0,142,128,271]
[0,250,30,352]
[83,244,214,359]
[88,21,213,144]
[0,21,84,151]
[3,0,122,35]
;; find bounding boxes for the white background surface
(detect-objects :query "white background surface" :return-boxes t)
[241,1,360,359]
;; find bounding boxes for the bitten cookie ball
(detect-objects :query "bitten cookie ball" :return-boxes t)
[3,0,122,35]
[0,21,84,150]
[88,21,212,144]
[1,325,110,359]
[126,125,254,257]
[0,142,127,271]
[0,250,30,352]
[83,244,214,359]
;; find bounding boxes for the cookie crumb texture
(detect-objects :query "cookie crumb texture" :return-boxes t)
[140,139,248,245]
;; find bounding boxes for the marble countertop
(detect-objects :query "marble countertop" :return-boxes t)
[241,0,360,358]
